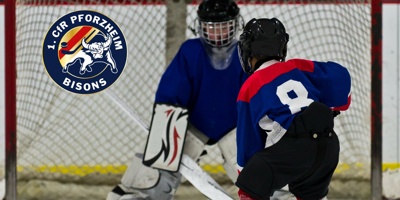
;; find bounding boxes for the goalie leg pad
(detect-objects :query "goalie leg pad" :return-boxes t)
[183,124,207,161]
[106,185,148,200]
[218,128,238,183]
[117,144,181,199]
[141,170,182,200]
[121,142,160,189]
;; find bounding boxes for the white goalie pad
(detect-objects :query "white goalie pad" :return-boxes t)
[184,124,208,161]
[217,128,238,183]
[143,104,189,172]
[121,152,160,189]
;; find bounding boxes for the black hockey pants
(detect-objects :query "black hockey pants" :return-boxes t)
[235,102,340,200]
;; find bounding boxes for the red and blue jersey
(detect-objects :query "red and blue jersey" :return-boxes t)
[236,59,351,168]
[155,38,248,141]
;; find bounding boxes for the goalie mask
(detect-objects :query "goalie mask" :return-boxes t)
[238,18,289,74]
[195,0,242,70]
[197,0,240,48]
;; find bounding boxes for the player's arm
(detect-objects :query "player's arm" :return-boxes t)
[311,61,351,111]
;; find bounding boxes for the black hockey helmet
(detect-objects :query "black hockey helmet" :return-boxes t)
[238,18,289,74]
[196,0,241,48]
[197,0,240,22]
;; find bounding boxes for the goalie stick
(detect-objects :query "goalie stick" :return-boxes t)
[104,90,234,200]
[180,154,233,200]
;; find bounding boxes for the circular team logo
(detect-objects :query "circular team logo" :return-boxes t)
[42,10,127,94]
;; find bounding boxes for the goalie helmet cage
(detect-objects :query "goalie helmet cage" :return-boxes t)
[3,0,382,199]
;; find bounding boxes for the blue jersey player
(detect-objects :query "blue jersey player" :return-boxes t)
[107,0,248,199]
[235,18,351,200]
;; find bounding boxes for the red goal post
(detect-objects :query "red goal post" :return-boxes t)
[4,0,382,199]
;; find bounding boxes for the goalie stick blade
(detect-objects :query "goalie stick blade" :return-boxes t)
[179,155,234,200]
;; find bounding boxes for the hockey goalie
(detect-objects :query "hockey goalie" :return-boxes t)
[106,0,248,199]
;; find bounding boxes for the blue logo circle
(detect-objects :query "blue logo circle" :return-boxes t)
[43,10,127,94]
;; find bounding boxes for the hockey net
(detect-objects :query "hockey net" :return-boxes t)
[4,0,372,199]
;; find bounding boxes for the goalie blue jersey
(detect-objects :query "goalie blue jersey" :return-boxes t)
[236,59,351,168]
[155,38,248,141]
